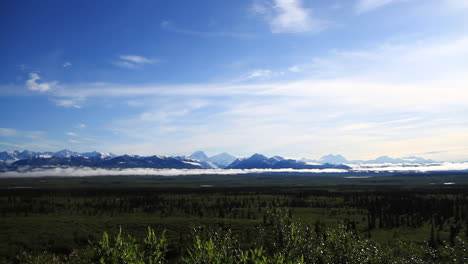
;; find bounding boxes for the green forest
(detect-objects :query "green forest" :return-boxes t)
[1,174,468,263]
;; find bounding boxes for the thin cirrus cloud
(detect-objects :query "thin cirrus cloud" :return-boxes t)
[160,20,254,38]
[53,98,83,108]
[26,73,57,92]
[114,55,156,69]
[0,128,18,137]
[252,0,325,33]
[0,128,45,139]
[54,33,467,160]
[5,31,467,160]
[245,69,273,80]
[444,0,468,9]
[76,123,86,129]
[355,0,399,13]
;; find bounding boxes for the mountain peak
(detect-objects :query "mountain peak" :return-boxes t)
[208,152,237,168]
[319,154,348,164]
[249,153,268,160]
[189,151,209,161]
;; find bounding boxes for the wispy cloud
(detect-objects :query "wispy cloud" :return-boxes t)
[245,69,273,79]
[0,128,18,137]
[160,20,254,38]
[53,98,83,108]
[355,0,399,13]
[76,123,86,129]
[0,128,56,151]
[288,65,301,72]
[26,73,57,92]
[444,0,468,9]
[114,55,156,69]
[0,128,44,139]
[63,62,72,68]
[252,0,325,33]
[5,33,468,161]
[66,132,78,136]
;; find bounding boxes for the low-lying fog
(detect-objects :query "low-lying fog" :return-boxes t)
[1,162,468,177]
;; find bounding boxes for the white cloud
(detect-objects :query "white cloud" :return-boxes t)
[120,55,153,64]
[66,132,78,136]
[253,0,324,33]
[356,0,398,13]
[76,123,86,129]
[350,162,468,172]
[26,73,56,92]
[246,69,272,79]
[63,62,72,68]
[444,0,468,9]
[54,98,82,108]
[0,128,45,139]
[0,167,348,178]
[9,33,468,161]
[2,163,468,178]
[0,128,18,137]
[114,55,155,69]
[288,65,301,72]
[160,20,253,38]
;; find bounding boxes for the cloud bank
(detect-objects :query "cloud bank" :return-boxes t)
[0,167,348,178]
[1,162,468,178]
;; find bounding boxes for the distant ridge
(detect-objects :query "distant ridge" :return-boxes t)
[187,151,237,168]
[226,154,350,170]
[0,149,437,171]
[301,154,436,164]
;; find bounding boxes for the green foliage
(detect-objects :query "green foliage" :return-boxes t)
[182,227,241,264]
[93,227,167,264]
[435,237,468,264]
[17,215,468,264]
[7,181,468,264]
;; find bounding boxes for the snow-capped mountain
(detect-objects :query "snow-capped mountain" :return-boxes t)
[0,149,117,162]
[188,151,210,161]
[10,155,206,169]
[209,152,237,168]
[0,150,42,163]
[0,149,439,171]
[319,154,349,164]
[226,154,350,170]
[365,156,435,164]
[81,151,116,159]
[187,151,237,168]
[301,154,436,165]
[53,149,80,158]
[0,150,20,162]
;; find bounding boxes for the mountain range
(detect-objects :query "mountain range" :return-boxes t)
[0,149,116,163]
[226,154,350,170]
[301,154,435,165]
[188,151,237,168]
[0,149,437,171]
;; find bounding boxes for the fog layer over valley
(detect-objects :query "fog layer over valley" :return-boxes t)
[1,162,468,178]
[1,150,467,177]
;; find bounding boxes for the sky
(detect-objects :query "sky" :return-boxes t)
[0,0,468,161]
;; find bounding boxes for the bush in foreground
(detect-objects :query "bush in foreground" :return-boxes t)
[18,209,468,264]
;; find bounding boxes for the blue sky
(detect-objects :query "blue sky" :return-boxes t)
[1,0,468,161]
